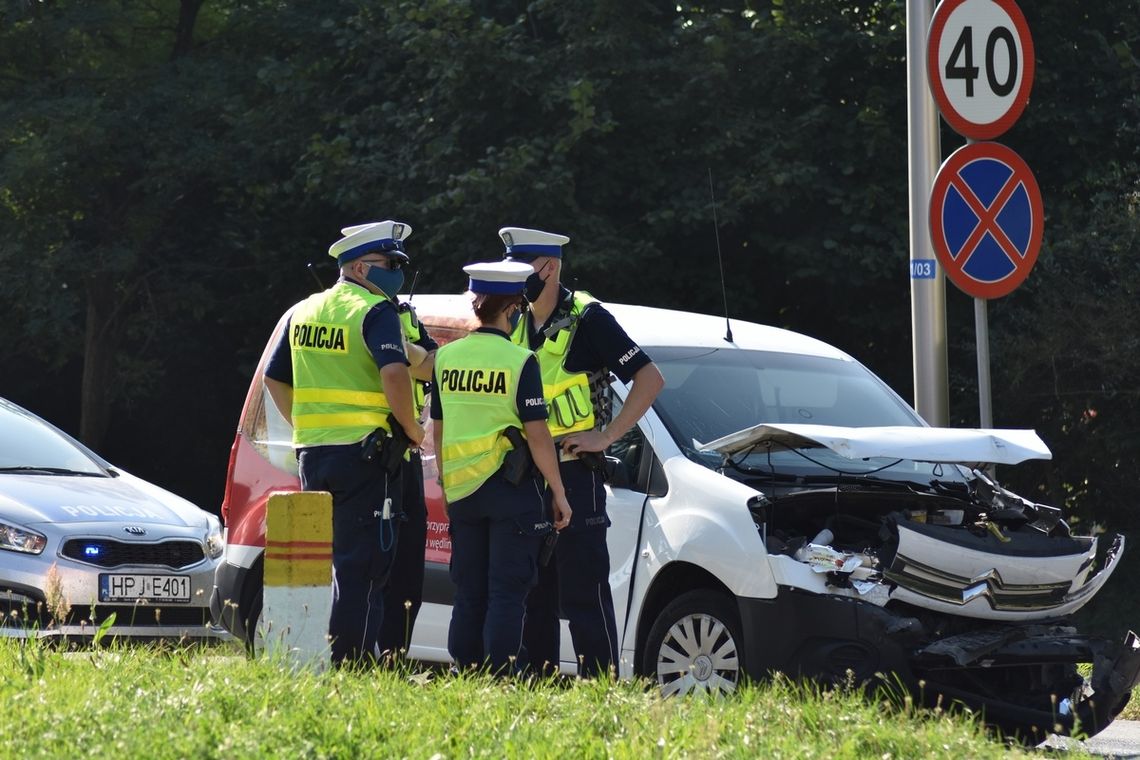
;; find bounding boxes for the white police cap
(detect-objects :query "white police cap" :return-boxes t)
[329,220,412,264]
[499,226,569,260]
[463,261,534,295]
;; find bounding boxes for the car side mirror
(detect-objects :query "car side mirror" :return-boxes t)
[603,455,631,489]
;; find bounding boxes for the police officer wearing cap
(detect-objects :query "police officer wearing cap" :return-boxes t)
[431,261,571,675]
[263,220,425,668]
[329,225,442,660]
[502,226,664,678]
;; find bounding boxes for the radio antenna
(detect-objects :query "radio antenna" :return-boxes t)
[307,262,325,290]
[406,269,420,302]
[708,168,733,343]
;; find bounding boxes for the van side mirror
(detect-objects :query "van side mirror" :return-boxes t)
[603,455,631,489]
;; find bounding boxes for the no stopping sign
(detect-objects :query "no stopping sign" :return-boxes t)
[928,142,1043,299]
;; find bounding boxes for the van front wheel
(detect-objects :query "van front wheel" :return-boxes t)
[643,590,744,696]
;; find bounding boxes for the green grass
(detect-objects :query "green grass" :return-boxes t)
[0,639,1059,759]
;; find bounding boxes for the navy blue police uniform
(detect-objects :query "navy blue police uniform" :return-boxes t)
[431,327,550,673]
[521,285,651,677]
[265,293,408,665]
[263,220,415,667]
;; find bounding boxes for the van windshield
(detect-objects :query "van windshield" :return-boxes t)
[647,347,967,484]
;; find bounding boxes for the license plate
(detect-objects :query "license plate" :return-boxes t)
[99,574,191,603]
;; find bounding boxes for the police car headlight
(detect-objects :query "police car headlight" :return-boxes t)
[205,520,224,560]
[0,520,46,555]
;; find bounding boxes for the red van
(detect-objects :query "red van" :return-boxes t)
[210,296,471,660]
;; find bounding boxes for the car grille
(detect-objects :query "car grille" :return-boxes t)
[885,553,1073,610]
[61,539,205,570]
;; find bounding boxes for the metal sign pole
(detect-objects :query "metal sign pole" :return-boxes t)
[975,297,993,427]
[976,296,996,479]
[964,125,993,433]
[908,0,948,426]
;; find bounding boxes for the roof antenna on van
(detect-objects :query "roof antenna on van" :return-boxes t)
[708,167,734,343]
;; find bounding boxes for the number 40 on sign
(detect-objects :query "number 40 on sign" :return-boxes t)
[927,0,1034,141]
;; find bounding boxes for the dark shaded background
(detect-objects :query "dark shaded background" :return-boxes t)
[2,1,1138,632]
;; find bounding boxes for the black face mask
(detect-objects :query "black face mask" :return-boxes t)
[523,271,546,303]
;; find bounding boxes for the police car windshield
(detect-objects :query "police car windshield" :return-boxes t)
[648,347,968,484]
[0,401,107,476]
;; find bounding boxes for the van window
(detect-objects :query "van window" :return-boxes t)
[242,314,299,476]
[650,347,919,446]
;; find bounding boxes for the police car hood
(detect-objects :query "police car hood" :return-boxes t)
[698,423,1051,466]
[0,469,209,528]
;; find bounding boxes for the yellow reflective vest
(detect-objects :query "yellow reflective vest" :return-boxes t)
[435,332,534,502]
[289,282,395,446]
[511,291,597,439]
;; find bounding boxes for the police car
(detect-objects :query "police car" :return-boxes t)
[0,397,225,640]
[212,295,1140,741]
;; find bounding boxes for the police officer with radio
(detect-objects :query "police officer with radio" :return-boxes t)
[330,222,441,659]
[431,261,571,675]
[503,226,664,678]
[263,220,425,668]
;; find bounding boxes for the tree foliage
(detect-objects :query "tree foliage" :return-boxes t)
[0,0,1138,537]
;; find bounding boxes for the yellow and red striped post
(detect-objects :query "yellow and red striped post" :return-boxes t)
[260,490,333,668]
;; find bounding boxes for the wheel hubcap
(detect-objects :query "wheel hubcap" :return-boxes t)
[656,612,740,696]
[693,654,714,681]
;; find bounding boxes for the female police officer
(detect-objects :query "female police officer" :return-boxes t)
[430,261,571,674]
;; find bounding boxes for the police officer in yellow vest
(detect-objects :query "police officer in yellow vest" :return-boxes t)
[502,226,664,678]
[263,220,425,668]
[431,261,571,674]
[321,224,441,659]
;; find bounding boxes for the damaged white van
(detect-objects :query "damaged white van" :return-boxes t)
[213,294,1139,742]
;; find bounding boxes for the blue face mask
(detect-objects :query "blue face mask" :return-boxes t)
[364,263,405,299]
[508,303,524,331]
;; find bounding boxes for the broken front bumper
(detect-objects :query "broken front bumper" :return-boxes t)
[913,626,1140,741]
[737,591,1140,742]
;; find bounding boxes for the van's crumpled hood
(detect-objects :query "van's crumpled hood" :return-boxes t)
[699,423,1051,466]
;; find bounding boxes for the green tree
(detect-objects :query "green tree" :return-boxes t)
[2,0,1140,539]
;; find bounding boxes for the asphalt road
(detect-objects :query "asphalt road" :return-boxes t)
[1047,719,1140,758]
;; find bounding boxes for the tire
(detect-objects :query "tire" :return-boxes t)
[237,556,263,652]
[643,589,744,696]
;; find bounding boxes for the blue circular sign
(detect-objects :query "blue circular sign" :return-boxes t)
[929,142,1043,299]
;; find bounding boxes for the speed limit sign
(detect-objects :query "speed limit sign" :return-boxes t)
[927,0,1034,140]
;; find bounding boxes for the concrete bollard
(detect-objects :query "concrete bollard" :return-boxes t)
[260,490,332,669]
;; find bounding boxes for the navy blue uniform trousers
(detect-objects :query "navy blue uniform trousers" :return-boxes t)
[378,451,426,656]
[522,460,618,677]
[299,444,400,667]
[448,473,546,675]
